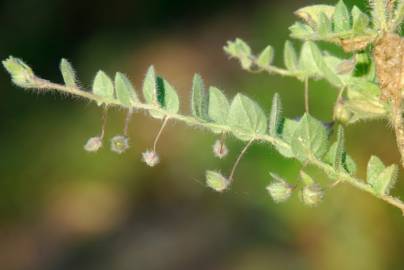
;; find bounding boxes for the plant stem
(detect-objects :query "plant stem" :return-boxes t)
[304,77,309,113]
[25,75,404,214]
[228,138,255,182]
[153,117,169,152]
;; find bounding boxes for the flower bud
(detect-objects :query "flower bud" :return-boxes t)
[300,184,324,207]
[266,181,293,203]
[206,170,229,192]
[334,101,353,125]
[110,135,129,154]
[213,140,228,159]
[142,150,159,167]
[84,136,103,152]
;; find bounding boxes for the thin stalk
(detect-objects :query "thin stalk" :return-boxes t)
[228,138,255,182]
[304,77,309,113]
[153,117,169,152]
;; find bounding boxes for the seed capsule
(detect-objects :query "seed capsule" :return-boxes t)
[300,184,324,207]
[142,150,160,167]
[266,181,293,203]
[84,136,103,152]
[110,135,129,154]
[213,140,228,159]
[206,170,229,192]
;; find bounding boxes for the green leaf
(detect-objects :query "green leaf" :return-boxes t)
[191,74,209,120]
[367,155,398,195]
[291,114,328,162]
[299,41,321,78]
[318,12,333,37]
[92,71,114,104]
[275,118,299,158]
[60,59,77,87]
[208,86,230,125]
[142,65,158,105]
[228,94,267,141]
[333,126,345,170]
[308,41,342,87]
[156,76,179,114]
[373,165,399,195]
[371,0,388,30]
[352,6,369,33]
[289,22,315,39]
[367,156,385,187]
[295,4,335,27]
[256,45,274,68]
[114,72,139,107]
[324,142,356,175]
[300,170,315,185]
[268,93,282,137]
[284,41,299,72]
[333,0,351,32]
[2,56,35,87]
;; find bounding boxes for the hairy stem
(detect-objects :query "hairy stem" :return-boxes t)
[22,75,404,214]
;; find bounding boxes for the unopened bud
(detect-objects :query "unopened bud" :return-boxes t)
[84,136,103,152]
[142,150,159,167]
[300,184,324,207]
[213,140,228,159]
[206,170,229,192]
[266,181,293,203]
[334,101,353,125]
[110,135,129,154]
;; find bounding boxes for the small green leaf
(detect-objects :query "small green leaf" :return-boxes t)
[333,0,351,32]
[318,12,332,37]
[289,22,315,39]
[367,155,399,195]
[295,5,335,27]
[275,118,299,158]
[299,41,321,78]
[291,114,328,162]
[268,93,282,137]
[143,65,158,105]
[2,56,35,87]
[309,42,342,87]
[93,71,114,104]
[367,155,385,186]
[228,94,267,141]
[373,165,399,196]
[324,142,356,175]
[191,74,209,120]
[352,6,369,33]
[208,86,230,125]
[115,72,139,107]
[300,170,315,185]
[256,45,274,68]
[333,126,345,170]
[284,41,299,72]
[60,59,77,87]
[156,76,179,114]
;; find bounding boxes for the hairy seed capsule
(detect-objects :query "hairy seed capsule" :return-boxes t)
[266,181,293,203]
[142,150,160,167]
[110,135,129,154]
[84,136,103,152]
[206,170,229,192]
[300,184,324,207]
[213,140,228,159]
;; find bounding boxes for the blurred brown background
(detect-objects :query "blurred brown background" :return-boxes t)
[0,0,403,269]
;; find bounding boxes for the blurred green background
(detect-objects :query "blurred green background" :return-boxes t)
[0,0,403,269]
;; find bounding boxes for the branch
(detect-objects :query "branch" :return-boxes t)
[14,73,404,215]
